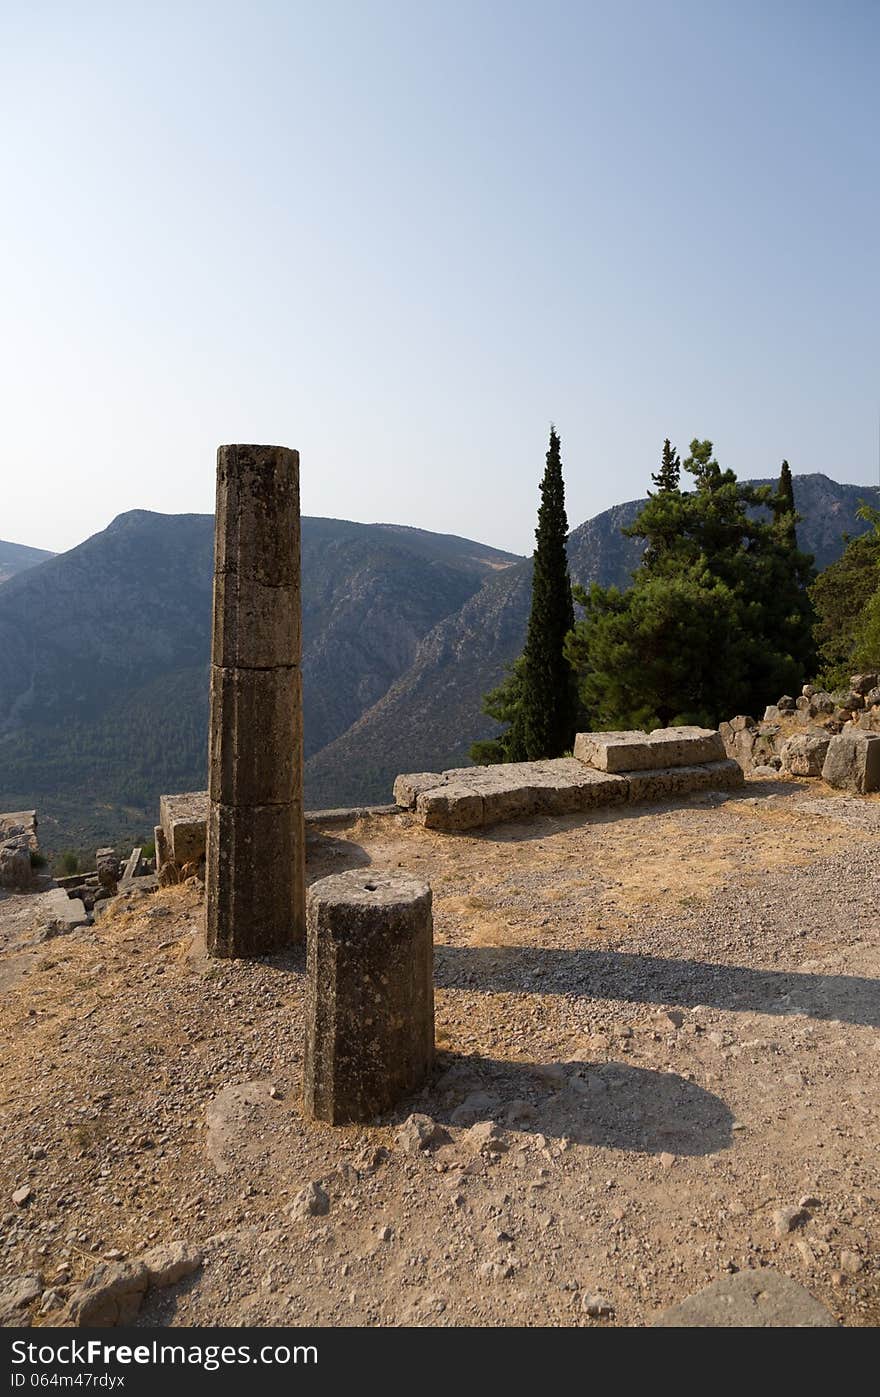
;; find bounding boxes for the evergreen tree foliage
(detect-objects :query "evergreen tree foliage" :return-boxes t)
[651,439,680,493]
[469,657,526,764]
[776,459,796,517]
[811,505,880,686]
[566,439,816,729]
[471,427,577,762]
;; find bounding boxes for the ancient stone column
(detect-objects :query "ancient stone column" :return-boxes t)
[304,870,435,1123]
[206,444,305,957]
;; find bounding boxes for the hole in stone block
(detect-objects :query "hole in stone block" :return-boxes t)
[364,882,378,891]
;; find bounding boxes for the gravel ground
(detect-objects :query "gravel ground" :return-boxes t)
[1,774,878,1328]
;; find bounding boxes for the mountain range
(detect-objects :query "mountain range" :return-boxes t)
[1,472,877,856]
[0,539,55,584]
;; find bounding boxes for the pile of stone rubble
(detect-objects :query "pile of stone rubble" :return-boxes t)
[721,672,880,793]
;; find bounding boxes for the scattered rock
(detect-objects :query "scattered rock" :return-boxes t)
[288,1182,330,1219]
[396,1113,447,1153]
[503,1099,538,1126]
[582,1293,614,1317]
[450,1091,500,1126]
[12,1185,32,1207]
[142,1240,203,1288]
[66,1261,149,1327]
[773,1205,807,1238]
[821,731,880,793]
[0,1273,42,1323]
[462,1121,509,1154]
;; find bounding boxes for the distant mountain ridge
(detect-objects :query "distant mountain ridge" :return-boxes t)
[0,512,520,853]
[0,474,876,853]
[0,539,55,584]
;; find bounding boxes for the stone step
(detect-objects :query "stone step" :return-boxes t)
[574,726,725,772]
[394,754,743,831]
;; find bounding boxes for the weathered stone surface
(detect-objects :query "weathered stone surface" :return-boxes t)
[574,727,725,773]
[780,731,831,777]
[0,1273,41,1323]
[289,1181,330,1218]
[159,792,209,866]
[304,870,434,1124]
[653,1269,835,1327]
[207,444,305,957]
[777,696,796,712]
[96,847,119,894]
[141,1241,202,1288]
[206,802,305,957]
[821,731,880,793]
[37,888,89,932]
[399,749,733,832]
[0,839,32,891]
[211,568,301,669]
[396,1113,447,1153]
[154,824,169,872]
[393,772,444,808]
[208,665,302,807]
[624,759,744,803]
[67,1260,149,1327]
[416,783,484,831]
[850,672,878,695]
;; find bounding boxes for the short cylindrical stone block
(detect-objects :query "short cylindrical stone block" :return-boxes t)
[303,870,435,1124]
[206,444,305,958]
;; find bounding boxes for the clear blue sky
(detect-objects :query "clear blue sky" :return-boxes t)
[2,0,878,556]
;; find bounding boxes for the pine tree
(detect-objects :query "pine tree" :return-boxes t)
[505,427,577,760]
[651,438,680,492]
[567,439,816,728]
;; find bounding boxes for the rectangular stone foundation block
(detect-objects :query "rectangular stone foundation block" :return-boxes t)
[624,758,744,803]
[304,870,435,1124]
[159,792,209,865]
[821,731,880,793]
[206,802,306,957]
[416,784,485,830]
[574,726,725,773]
[208,665,302,806]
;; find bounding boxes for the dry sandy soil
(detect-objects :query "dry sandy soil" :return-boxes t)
[1,773,878,1327]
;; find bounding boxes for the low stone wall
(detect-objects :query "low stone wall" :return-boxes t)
[395,729,743,832]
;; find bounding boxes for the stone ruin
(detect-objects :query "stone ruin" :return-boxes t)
[720,673,880,793]
[206,444,306,958]
[0,810,38,891]
[393,727,743,831]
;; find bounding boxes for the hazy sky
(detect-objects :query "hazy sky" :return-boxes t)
[2,1,878,556]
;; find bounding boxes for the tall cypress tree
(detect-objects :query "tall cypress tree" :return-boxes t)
[651,438,680,492]
[775,459,797,543]
[507,426,577,760]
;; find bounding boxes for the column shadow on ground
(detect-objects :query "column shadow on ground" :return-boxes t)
[426,1054,734,1155]
[434,946,880,1028]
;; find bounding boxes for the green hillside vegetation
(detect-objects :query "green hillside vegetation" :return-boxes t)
[811,505,880,688]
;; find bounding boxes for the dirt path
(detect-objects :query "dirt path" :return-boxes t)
[1,775,878,1327]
